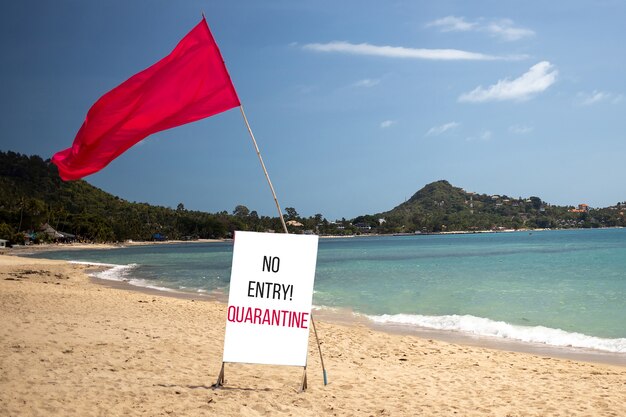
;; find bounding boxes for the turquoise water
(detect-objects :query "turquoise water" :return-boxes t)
[29,228,626,352]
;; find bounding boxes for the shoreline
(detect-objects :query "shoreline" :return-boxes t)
[10,249,626,367]
[4,225,623,255]
[87,261,626,367]
[3,238,228,255]
[2,254,625,416]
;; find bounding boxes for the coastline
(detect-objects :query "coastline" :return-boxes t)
[89,269,626,367]
[2,238,228,255]
[1,254,625,416]
[10,237,626,364]
[3,225,622,257]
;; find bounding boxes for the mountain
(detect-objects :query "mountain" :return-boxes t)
[353,180,625,233]
[389,180,469,215]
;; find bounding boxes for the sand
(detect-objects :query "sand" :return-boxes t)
[2,239,226,255]
[1,254,625,416]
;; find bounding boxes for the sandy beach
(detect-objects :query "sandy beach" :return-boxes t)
[1,254,625,416]
[2,239,226,255]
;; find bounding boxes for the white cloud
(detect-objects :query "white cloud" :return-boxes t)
[426,16,477,32]
[353,78,380,88]
[481,130,493,140]
[576,90,624,106]
[509,124,534,134]
[303,41,525,61]
[459,61,557,103]
[486,19,535,41]
[380,120,396,128]
[466,130,493,142]
[426,121,460,136]
[426,16,535,41]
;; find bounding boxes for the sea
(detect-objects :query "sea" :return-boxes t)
[28,228,626,355]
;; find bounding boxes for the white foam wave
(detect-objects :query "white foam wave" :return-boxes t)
[69,260,123,268]
[128,278,176,293]
[86,262,139,282]
[367,313,626,353]
[81,261,184,293]
[312,304,339,312]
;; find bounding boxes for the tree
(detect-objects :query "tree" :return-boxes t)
[233,205,250,218]
[285,207,299,220]
[529,196,542,210]
[0,223,15,241]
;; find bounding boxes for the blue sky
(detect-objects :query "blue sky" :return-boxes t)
[1,1,625,219]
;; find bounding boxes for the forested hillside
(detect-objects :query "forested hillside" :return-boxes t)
[352,180,626,233]
[1,151,624,244]
[0,151,281,243]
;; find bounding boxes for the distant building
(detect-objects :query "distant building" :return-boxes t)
[41,223,76,243]
[569,204,590,213]
[0,239,8,248]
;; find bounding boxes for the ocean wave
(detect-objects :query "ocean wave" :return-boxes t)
[367,313,626,353]
[80,261,184,293]
[69,260,125,268]
[80,262,140,282]
[127,278,176,293]
[312,304,338,312]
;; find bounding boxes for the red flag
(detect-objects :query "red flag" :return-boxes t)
[52,19,240,181]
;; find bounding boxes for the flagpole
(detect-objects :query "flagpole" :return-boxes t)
[239,105,288,234]
[238,105,328,387]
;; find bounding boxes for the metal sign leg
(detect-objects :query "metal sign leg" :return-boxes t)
[213,362,225,389]
[300,366,308,392]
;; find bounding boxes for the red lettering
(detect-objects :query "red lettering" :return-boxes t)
[300,312,309,329]
[227,305,310,329]
[227,305,235,322]
[244,307,253,323]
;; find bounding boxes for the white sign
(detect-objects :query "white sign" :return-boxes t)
[222,231,319,367]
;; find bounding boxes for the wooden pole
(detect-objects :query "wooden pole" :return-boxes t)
[311,316,328,385]
[239,105,328,388]
[239,106,288,234]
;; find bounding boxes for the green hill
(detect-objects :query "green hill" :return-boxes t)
[354,180,625,233]
[0,151,242,243]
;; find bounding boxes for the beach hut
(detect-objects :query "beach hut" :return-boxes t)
[40,223,76,243]
[0,239,8,248]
